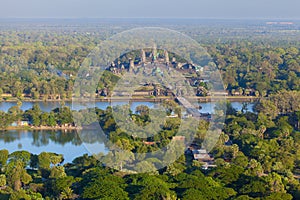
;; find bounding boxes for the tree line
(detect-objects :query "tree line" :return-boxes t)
[0,31,299,100]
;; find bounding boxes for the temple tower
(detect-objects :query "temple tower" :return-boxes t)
[129,58,134,72]
[164,50,170,65]
[141,49,146,63]
[152,44,157,62]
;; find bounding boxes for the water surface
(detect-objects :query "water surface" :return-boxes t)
[0,101,254,113]
[0,130,107,164]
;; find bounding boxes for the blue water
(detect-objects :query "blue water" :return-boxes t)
[0,101,254,113]
[0,130,107,164]
[0,101,254,163]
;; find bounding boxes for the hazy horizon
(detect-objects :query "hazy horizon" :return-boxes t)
[0,17,299,20]
[0,0,299,20]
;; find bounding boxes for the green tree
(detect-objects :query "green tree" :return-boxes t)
[0,149,9,170]
[37,152,51,178]
[0,174,6,187]
[0,111,13,129]
[254,99,279,119]
[133,176,176,200]
[182,188,204,200]
[9,151,31,166]
[82,171,129,200]
[9,190,31,200]
[49,166,67,179]
[5,160,32,191]
[263,193,293,200]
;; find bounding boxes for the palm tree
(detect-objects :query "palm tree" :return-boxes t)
[258,125,266,139]
[231,144,239,158]
[60,187,76,200]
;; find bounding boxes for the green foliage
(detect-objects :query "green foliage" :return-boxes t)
[38,152,51,170]
[175,171,236,199]
[9,151,31,166]
[0,149,9,168]
[83,179,129,200]
[128,175,176,200]
[9,190,31,200]
[0,111,14,129]
[209,164,244,185]
[0,24,299,200]
[51,176,76,198]
[5,160,32,191]
[263,192,293,200]
[0,91,298,199]
[0,174,6,187]
[82,168,129,200]
[49,166,66,179]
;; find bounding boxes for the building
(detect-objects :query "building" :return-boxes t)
[133,90,154,96]
[11,121,30,127]
[186,145,215,164]
[143,141,155,145]
[189,148,216,170]
[192,149,214,162]
[172,136,185,141]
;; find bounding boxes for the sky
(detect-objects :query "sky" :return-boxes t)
[0,0,299,19]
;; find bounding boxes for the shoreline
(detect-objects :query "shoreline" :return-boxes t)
[1,96,259,103]
[0,126,99,131]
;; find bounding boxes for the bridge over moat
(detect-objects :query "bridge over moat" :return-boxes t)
[176,96,210,119]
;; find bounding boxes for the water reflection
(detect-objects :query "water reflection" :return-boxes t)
[0,101,255,164]
[0,101,156,112]
[0,130,107,163]
[0,101,254,113]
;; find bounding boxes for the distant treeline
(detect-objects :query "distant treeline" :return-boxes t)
[0,30,299,101]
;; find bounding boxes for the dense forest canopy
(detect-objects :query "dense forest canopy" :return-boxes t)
[0,19,299,199]
[0,93,299,199]
[0,20,299,100]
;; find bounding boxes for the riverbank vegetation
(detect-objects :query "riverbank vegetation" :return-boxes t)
[0,91,299,199]
[0,20,300,199]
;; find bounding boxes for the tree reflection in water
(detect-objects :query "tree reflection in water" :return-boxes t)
[0,130,87,147]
